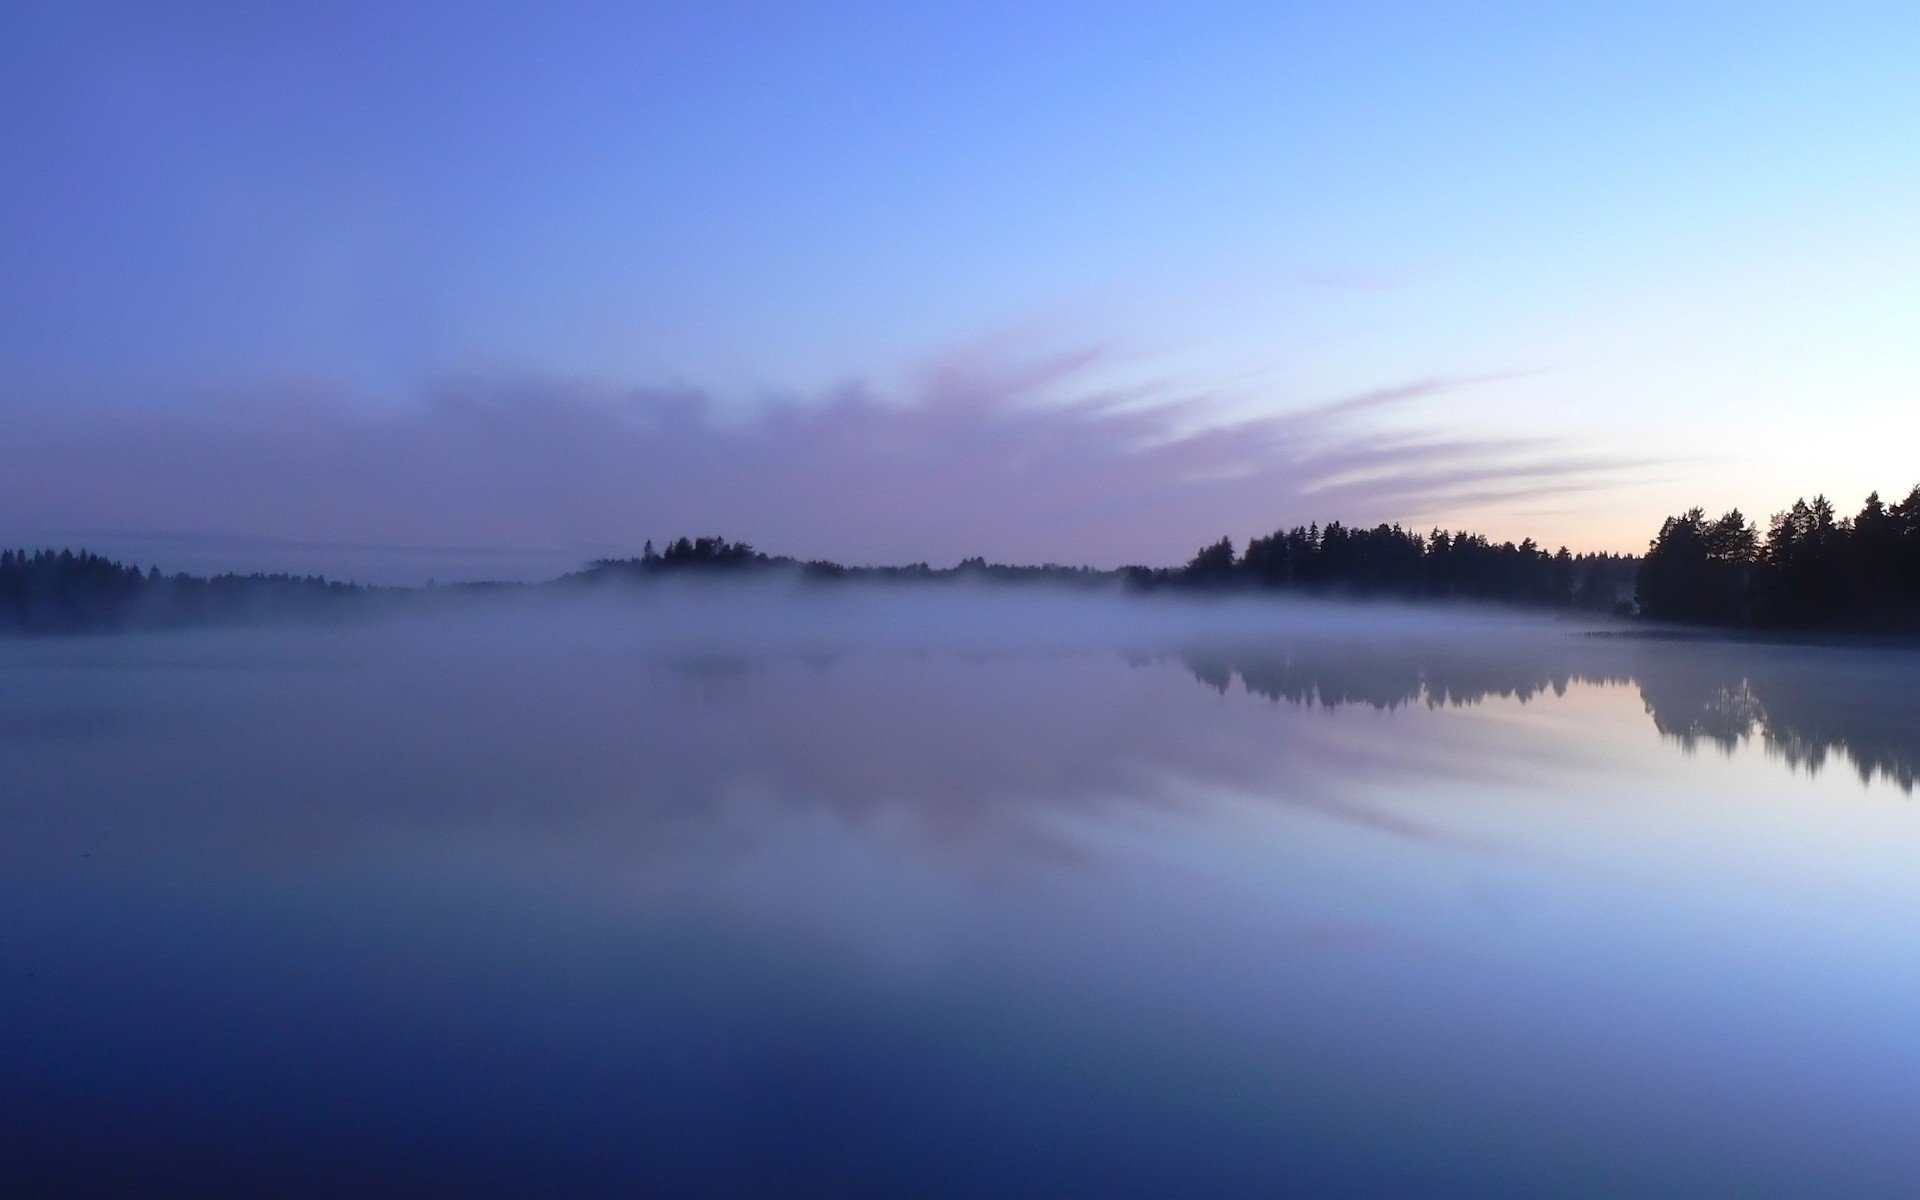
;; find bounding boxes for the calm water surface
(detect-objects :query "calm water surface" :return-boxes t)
[4,593,1919,1197]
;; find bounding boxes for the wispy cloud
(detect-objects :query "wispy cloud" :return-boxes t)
[2,352,1642,581]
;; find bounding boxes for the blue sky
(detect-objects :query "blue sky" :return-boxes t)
[4,1,1917,577]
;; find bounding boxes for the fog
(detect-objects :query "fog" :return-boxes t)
[7,587,1920,1196]
[4,587,1598,868]
[6,587,1914,870]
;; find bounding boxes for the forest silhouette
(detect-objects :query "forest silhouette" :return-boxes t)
[4,483,1916,635]
[1636,487,1920,631]
[1136,521,1636,611]
[0,549,364,635]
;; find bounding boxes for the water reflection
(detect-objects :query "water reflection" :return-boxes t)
[0,630,1508,872]
[1178,633,1919,792]
[6,601,1920,1197]
[4,615,1917,888]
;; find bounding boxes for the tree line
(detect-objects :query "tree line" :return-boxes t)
[7,484,1917,635]
[581,527,1641,612]
[567,536,1112,587]
[1145,521,1637,611]
[1635,487,1920,632]
[0,548,364,634]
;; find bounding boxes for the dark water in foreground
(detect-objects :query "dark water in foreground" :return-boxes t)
[4,593,1919,1197]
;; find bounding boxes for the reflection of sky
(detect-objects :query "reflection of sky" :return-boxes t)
[5,606,1920,1193]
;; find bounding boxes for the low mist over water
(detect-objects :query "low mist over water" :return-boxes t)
[12,2,1920,1194]
[6,588,1920,1197]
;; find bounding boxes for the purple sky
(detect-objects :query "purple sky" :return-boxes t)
[5,352,1633,582]
[4,2,1915,579]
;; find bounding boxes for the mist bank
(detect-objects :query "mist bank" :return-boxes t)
[10,477,1919,638]
[0,591,1616,874]
[5,594,1913,884]
[2,525,1633,638]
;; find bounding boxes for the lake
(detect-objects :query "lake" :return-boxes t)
[5,589,1919,1197]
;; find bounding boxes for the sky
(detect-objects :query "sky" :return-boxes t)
[3,1,1917,581]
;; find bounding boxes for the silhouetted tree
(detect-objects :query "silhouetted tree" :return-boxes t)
[1166,520,1631,610]
[0,548,364,634]
[1636,488,1920,632]
[1636,508,1756,624]
[1184,537,1237,582]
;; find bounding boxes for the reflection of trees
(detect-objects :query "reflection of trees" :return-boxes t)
[1178,634,1641,717]
[1636,651,1919,791]
[1180,637,1919,793]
